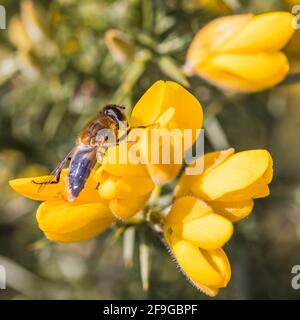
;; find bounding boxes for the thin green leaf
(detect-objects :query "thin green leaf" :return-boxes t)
[123,226,135,269]
[139,234,151,292]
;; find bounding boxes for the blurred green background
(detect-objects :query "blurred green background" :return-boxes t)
[1,0,300,299]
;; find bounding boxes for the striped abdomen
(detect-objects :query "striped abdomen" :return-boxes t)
[67,145,97,201]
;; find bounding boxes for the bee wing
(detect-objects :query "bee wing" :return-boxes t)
[36,148,75,193]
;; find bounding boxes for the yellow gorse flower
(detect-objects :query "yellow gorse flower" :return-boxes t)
[184,12,295,93]
[175,148,273,221]
[9,169,116,243]
[163,148,273,296]
[130,80,203,183]
[164,196,232,296]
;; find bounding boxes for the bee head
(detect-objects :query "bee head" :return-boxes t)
[103,104,127,123]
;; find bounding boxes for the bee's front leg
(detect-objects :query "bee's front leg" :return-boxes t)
[117,123,158,143]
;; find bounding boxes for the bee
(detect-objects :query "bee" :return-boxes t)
[33,105,130,201]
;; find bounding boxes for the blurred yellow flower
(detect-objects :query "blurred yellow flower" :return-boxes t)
[164,196,232,296]
[130,80,203,183]
[105,29,136,63]
[21,0,49,47]
[196,0,231,15]
[176,148,273,221]
[184,12,295,93]
[8,16,32,52]
[94,144,155,220]
[9,169,116,243]
[8,0,55,65]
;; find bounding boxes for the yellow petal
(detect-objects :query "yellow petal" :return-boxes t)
[196,64,264,93]
[191,150,273,201]
[146,162,182,184]
[109,195,150,220]
[174,174,196,198]
[264,154,274,184]
[168,233,231,293]
[138,128,184,183]
[175,148,234,197]
[201,148,235,175]
[211,52,289,84]
[185,14,252,70]
[130,80,203,133]
[75,170,107,203]
[97,176,119,199]
[98,175,154,200]
[115,176,154,198]
[93,167,111,183]
[221,12,295,53]
[219,176,270,202]
[102,162,149,178]
[208,200,254,222]
[100,144,150,177]
[9,172,67,202]
[171,213,233,250]
[201,52,289,92]
[130,80,166,127]
[165,196,212,226]
[195,284,219,297]
[36,201,115,243]
[9,168,105,203]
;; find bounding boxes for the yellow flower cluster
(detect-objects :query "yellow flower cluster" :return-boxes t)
[9,80,273,296]
[165,148,272,296]
[184,12,295,93]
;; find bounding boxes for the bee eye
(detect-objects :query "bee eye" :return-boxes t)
[103,105,126,123]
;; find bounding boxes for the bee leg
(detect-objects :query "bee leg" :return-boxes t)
[95,183,100,190]
[32,170,62,185]
[115,139,136,146]
[131,123,158,129]
[31,147,75,189]
[49,172,61,184]
[118,123,158,143]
